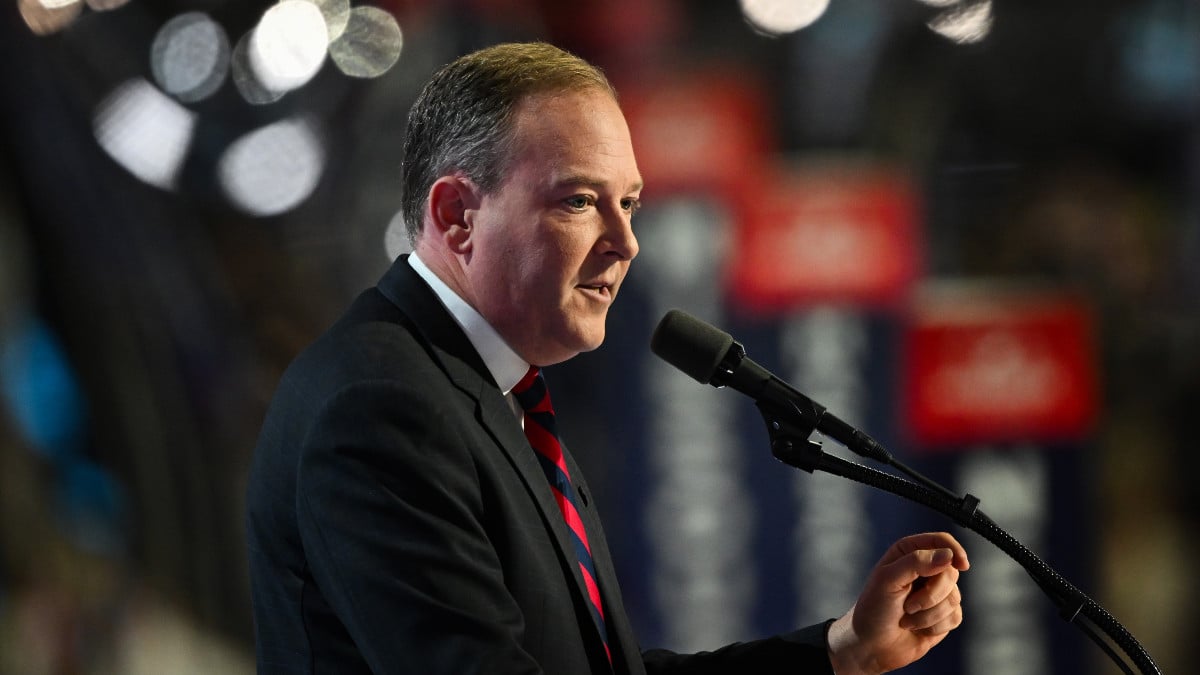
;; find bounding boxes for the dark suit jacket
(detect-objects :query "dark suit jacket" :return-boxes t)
[245,256,834,674]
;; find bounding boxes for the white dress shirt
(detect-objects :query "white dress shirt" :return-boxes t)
[407,253,530,395]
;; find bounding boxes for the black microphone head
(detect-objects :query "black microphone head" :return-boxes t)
[650,309,735,385]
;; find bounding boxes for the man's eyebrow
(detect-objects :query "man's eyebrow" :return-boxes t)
[554,174,644,193]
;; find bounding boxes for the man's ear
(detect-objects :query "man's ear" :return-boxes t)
[427,175,480,253]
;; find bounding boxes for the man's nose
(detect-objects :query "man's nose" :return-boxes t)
[601,210,638,261]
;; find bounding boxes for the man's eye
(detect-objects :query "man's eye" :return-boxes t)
[565,196,591,210]
[621,198,642,214]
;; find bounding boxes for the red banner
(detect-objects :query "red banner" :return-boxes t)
[727,161,922,312]
[620,70,772,199]
[900,285,1098,451]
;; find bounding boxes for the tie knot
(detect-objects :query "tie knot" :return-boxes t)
[512,366,552,414]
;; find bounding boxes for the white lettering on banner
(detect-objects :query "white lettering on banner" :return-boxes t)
[645,361,754,649]
[928,330,1069,416]
[957,447,1049,675]
[780,310,873,620]
[635,200,754,650]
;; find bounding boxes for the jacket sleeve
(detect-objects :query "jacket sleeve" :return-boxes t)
[642,621,836,675]
[295,379,543,674]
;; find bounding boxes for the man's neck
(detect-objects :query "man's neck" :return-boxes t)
[407,251,529,394]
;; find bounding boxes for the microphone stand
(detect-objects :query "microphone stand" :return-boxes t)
[756,399,1162,675]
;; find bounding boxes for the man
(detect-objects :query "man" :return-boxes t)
[245,42,969,674]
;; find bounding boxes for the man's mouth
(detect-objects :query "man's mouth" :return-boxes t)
[576,282,614,301]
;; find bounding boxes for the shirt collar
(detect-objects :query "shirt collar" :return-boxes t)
[407,253,530,394]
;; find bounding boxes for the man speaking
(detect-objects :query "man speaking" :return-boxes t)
[245,41,968,674]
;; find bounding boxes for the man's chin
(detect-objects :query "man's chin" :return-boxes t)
[535,326,606,366]
[575,321,607,353]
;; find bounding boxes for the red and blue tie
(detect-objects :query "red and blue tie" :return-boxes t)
[512,366,611,664]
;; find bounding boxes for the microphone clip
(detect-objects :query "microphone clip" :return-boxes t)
[757,399,826,474]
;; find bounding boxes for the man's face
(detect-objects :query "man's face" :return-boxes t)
[463,87,642,366]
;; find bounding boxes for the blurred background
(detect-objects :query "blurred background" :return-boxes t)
[0,0,1196,673]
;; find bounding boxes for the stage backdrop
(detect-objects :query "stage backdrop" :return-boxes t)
[553,162,1098,674]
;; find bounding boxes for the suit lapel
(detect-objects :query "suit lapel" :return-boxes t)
[376,257,612,662]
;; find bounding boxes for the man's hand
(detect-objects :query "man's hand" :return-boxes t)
[826,532,969,675]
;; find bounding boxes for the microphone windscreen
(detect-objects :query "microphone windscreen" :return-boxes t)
[650,309,734,385]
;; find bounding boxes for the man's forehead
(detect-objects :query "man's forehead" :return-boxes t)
[511,88,624,136]
[506,90,641,192]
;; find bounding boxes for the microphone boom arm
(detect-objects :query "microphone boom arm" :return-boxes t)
[755,399,1161,675]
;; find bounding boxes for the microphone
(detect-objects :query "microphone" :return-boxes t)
[650,309,892,464]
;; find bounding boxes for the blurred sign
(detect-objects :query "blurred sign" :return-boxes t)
[901,285,1098,451]
[727,161,921,313]
[621,71,772,199]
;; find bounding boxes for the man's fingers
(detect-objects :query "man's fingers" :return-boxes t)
[900,584,962,630]
[880,546,962,597]
[906,603,965,636]
[880,532,970,571]
[906,612,964,636]
[903,567,959,614]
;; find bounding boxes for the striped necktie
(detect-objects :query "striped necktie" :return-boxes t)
[512,366,611,665]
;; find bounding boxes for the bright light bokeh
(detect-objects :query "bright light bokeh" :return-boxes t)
[19,0,82,35]
[739,0,830,36]
[329,5,403,79]
[150,12,230,103]
[93,79,197,190]
[928,0,993,44]
[250,0,330,94]
[85,0,131,10]
[218,118,325,216]
[311,0,353,42]
[231,32,285,106]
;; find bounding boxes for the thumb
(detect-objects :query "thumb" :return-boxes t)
[926,547,955,570]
